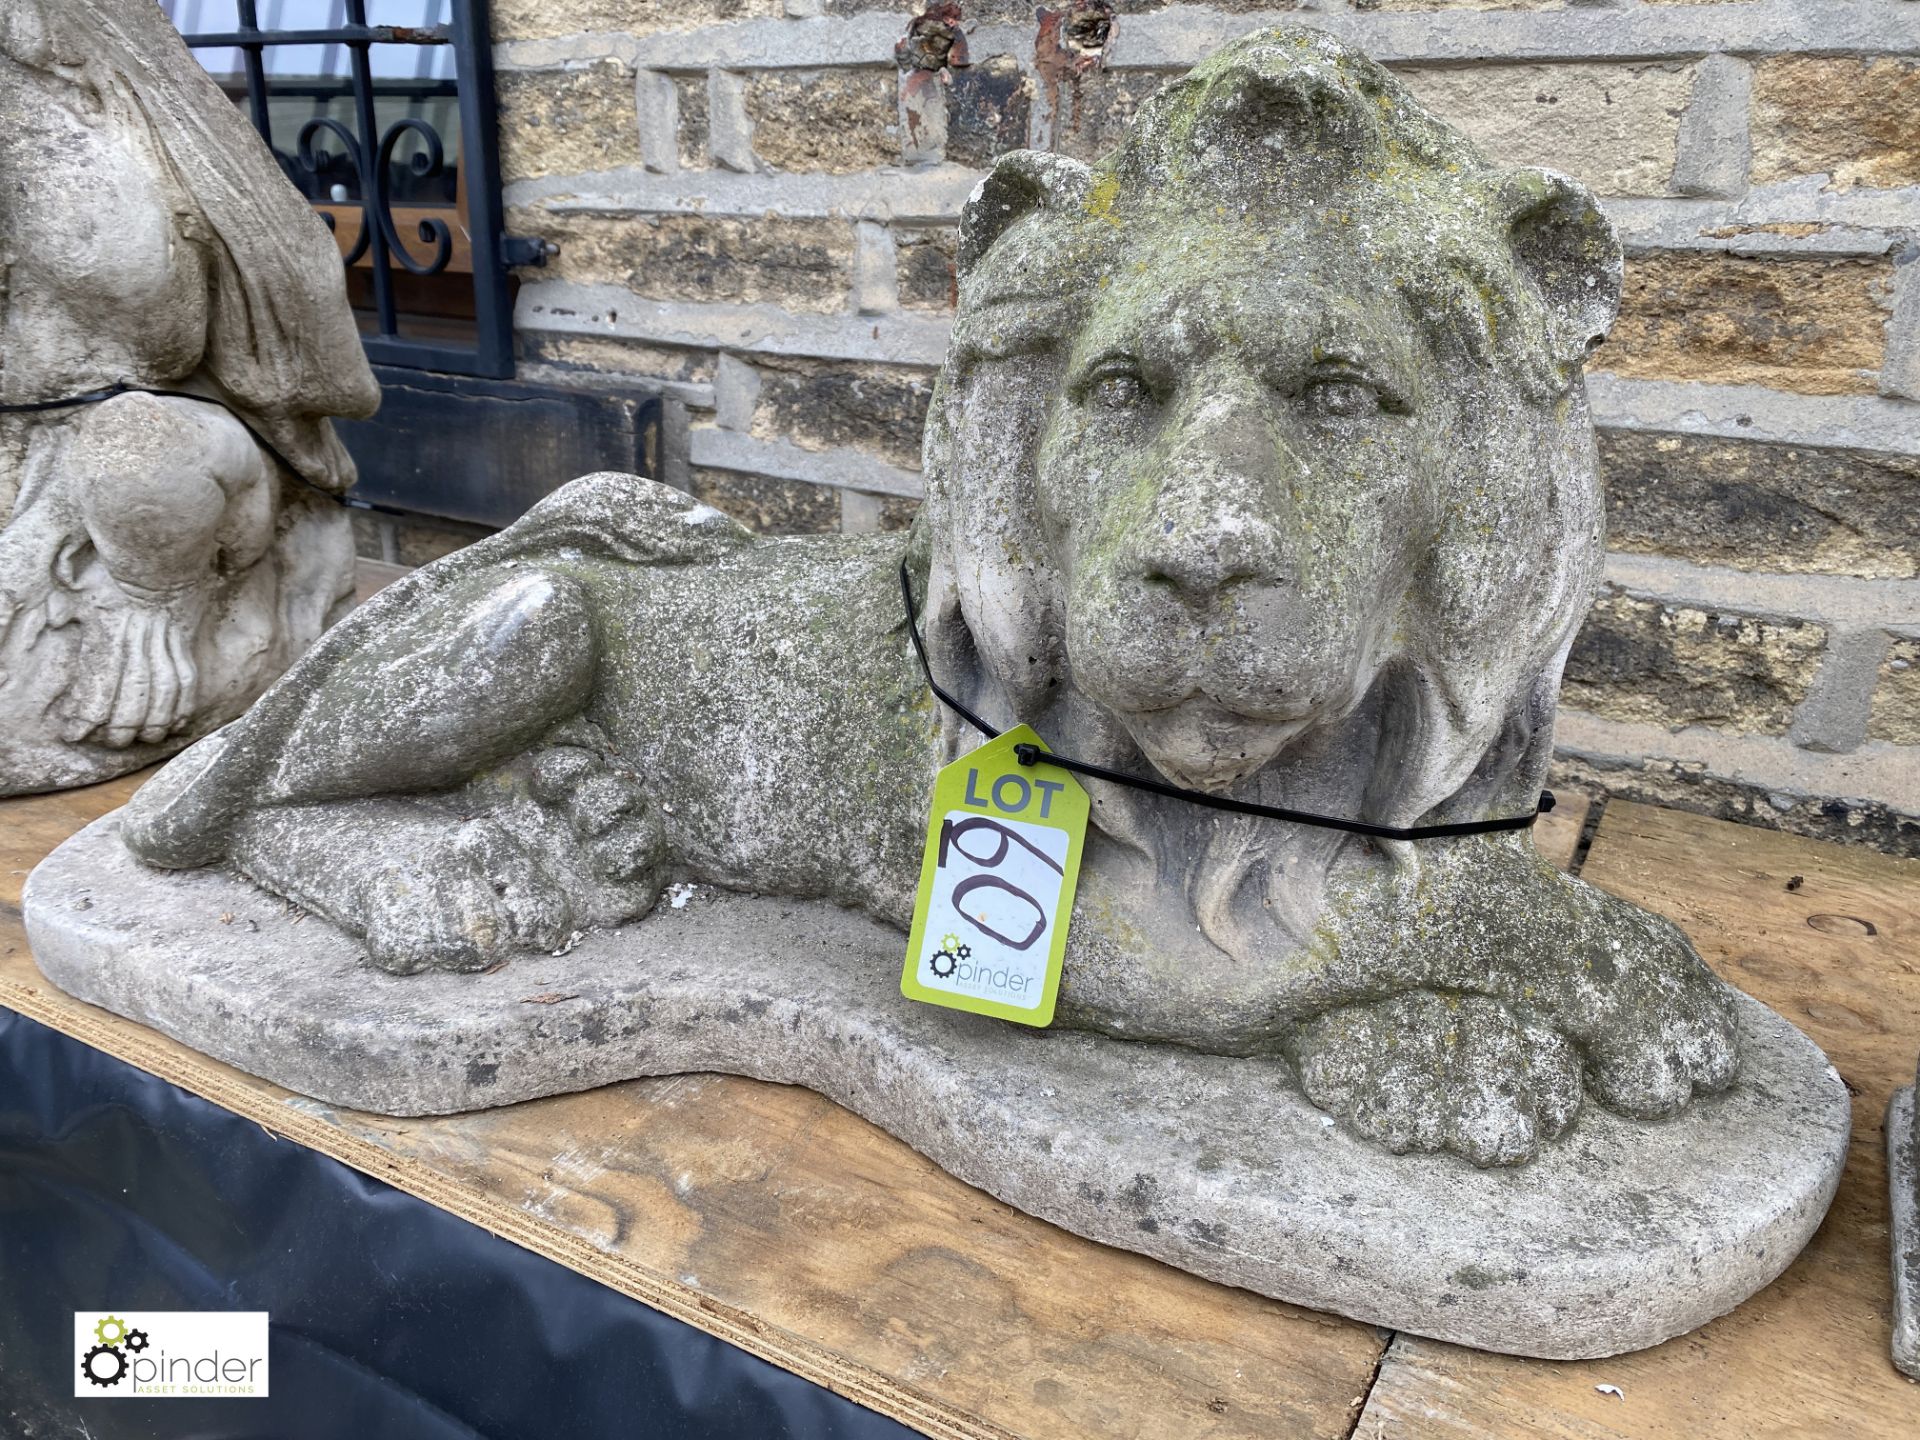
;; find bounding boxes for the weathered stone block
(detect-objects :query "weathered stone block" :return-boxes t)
[634,70,678,174]
[1550,752,1920,858]
[899,68,947,168]
[1053,69,1179,165]
[496,62,642,181]
[1671,52,1751,200]
[1752,57,1920,191]
[674,74,711,169]
[712,353,761,430]
[345,512,495,568]
[1600,252,1892,396]
[1395,62,1694,196]
[492,0,781,42]
[852,221,897,315]
[350,512,388,563]
[690,465,841,533]
[744,69,900,173]
[839,489,919,534]
[523,334,716,388]
[820,0,952,12]
[512,211,855,311]
[708,71,757,173]
[391,516,497,569]
[1870,640,1920,747]
[948,54,1033,169]
[749,358,935,468]
[1564,589,1825,735]
[1598,431,1920,581]
[1357,0,1562,9]
[896,226,958,311]
[874,493,920,530]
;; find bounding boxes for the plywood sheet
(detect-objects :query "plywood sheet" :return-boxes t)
[1,775,1387,1440]
[1531,787,1592,873]
[1357,800,1920,1437]
[353,557,410,605]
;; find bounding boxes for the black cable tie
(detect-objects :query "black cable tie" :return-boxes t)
[904,562,1547,843]
[0,386,134,415]
[1,383,333,500]
[899,562,1003,742]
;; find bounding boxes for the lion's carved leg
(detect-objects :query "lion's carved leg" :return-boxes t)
[1275,842,1740,1164]
[1282,959,1738,1167]
[1397,860,1741,1126]
[266,566,599,803]
[1507,887,1741,1122]
[224,732,669,974]
[229,800,576,973]
[125,565,597,870]
[126,562,674,974]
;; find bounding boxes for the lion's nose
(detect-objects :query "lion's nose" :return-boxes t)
[1121,491,1290,599]
[1132,384,1294,602]
[1136,510,1288,602]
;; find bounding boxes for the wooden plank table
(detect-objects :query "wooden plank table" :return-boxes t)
[1358,800,1920,1437]
[4,772,1915,1437]
[0,771,1384,1440]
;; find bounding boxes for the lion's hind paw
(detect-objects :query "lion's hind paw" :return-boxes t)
[1286,991,1582,1167]
[356,816,573,975]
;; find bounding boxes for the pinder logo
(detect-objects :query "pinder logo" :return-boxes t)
[74,1312,269,1398]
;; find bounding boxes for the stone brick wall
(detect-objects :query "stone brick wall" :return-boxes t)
[475,0,1920,853]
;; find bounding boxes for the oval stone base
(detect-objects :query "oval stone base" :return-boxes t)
[26,812,1851,1359]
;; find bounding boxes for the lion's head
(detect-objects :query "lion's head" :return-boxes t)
[920,28,1618,926]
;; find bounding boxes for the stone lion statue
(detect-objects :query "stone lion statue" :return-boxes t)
[0,0,376,795]
[122,28,1738,1165]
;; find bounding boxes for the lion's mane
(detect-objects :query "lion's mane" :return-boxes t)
[916,27,1622,954]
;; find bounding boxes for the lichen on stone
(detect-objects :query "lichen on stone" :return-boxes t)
[122,25,1746,1169]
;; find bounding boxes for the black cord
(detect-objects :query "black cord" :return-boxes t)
[900,562,1550,842]
[0,399,1549,843]
[1,383,331,498]
[899,563,1003,740]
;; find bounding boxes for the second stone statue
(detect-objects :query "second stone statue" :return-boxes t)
[0,0,377,796]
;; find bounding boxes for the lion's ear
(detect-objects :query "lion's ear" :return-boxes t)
[958,150,1095,273]
[1490,168,1622,372]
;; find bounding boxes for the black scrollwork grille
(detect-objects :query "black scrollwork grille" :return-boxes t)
[168,0,529,379]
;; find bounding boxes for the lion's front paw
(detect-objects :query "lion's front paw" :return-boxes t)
[1285,991,1582,1167]
[1578,951,1741,1120]
[1525,899,1743,1122]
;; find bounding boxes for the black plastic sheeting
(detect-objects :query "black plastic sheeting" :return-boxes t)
[0,1008,916,1440]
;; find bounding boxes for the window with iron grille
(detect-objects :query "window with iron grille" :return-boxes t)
[162,0,540,379]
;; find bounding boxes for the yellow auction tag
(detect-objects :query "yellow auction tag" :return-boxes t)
[901,725,1088,1027]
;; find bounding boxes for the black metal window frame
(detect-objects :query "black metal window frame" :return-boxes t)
[178,0,534,379]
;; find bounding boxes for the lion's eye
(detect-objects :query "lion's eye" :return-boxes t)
[1304,378,1380,418]
[1089,367,1150,411]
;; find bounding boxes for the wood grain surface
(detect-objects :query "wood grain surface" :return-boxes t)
[353,557,410,605]
[1532,787,1591,875]
[8,769,1907,1437]
[0,772,1385,1440]
[1356,800,1920,1437]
